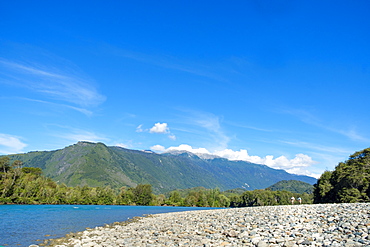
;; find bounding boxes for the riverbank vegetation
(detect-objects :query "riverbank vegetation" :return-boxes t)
[2,147,369,206]
[0,156,312,206]
[313,147,370,203]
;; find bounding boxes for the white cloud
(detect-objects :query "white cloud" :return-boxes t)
[150,144,166,152]
[150,123,169,134]
[0,58,106,107]
[213,149,318,177]
[136,124,144,133]
[154,144,319,178]
[167,144,210,154]
[138,122,176,140]
[0,133,27,154]
[116,143,128,148]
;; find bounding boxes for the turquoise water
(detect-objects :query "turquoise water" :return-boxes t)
[0,205,218,246]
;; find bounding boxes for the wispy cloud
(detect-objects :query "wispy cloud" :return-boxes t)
[7,97,93,116]
[103,45,226,82]
[0,133,27,154]
[227,121,274,132]
[0,58,106,108]
[136,124,144,133]
[61,130,108,143]
[280,140,353,155]
[179,110,230,150]
[48,125,109,143]
[335,128,370,142]
[280,107,370,142]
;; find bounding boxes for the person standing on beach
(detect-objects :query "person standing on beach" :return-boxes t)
[291,196,295,205]
[297,197,302,204]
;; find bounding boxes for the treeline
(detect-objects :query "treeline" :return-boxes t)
[228,190,312,207]
[314,148,370,203]
[0,156,312,206]
[163,187,312,207]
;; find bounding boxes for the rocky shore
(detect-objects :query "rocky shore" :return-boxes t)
[40,203,370,247]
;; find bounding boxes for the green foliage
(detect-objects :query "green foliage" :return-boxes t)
[230,189,313,207]
[0,156,11,173]
[22,167,42,175]
[223,188,247,195]
[0,165,151,205]
[313,147,370,203]
[168,191,182,206]
[162,187,309,208]
[0,162,312,208]
[267,180,313,194]
[132,184,153,206]
[117,186,134,205]
[163,187,221,207]
[313,171,333,203]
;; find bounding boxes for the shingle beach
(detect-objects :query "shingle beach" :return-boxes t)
[42,203,370,247]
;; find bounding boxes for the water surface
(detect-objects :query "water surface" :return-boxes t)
[0,204,218,246]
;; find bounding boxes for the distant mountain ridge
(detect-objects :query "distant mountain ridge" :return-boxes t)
[7,142,317,193]
[163,150,221,160]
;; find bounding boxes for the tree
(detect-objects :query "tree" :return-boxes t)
[313,147,370,203]
[154,194,166,205]
[0,156,10,174]
[12,160,23,169]
[132,184,153,206]
[313,171,333,203]
[168,191,182,205]
[118,186,134,205]
[22,167,42,175]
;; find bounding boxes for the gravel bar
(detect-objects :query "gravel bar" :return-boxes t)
[41,203,370,247]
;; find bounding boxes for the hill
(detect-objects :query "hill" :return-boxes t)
[7,141,317,194]
[267,180,314,194]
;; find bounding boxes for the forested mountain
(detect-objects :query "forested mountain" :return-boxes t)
[267,180,314,194]
[6,141,316,193]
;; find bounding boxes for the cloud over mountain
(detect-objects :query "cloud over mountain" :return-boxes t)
[151,144,319,178]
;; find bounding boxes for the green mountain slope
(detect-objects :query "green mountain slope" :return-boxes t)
[7,142,316,193]
[267,180,314,194]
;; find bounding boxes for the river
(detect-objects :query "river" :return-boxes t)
[0,204,218,246]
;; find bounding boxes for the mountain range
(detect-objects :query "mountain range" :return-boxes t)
[7,141,317,193]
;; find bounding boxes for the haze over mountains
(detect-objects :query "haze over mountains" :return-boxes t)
[7,142,316,193]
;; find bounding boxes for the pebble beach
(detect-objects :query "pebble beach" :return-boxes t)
[41,203,370,247]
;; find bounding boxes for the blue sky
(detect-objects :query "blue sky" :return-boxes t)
[1,1,369,178]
